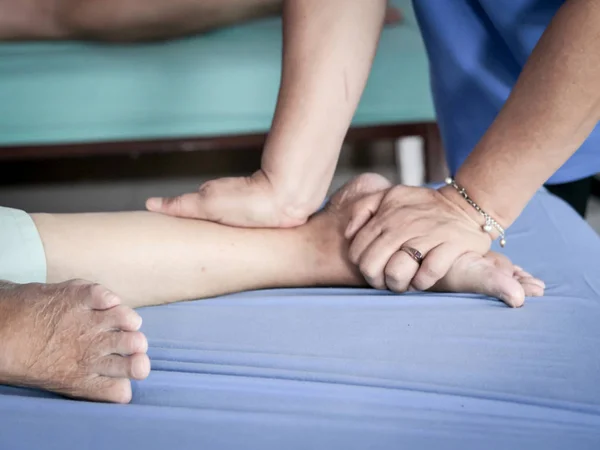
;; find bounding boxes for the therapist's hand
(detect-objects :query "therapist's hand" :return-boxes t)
[145,169,316,228]
[345,184,493,292]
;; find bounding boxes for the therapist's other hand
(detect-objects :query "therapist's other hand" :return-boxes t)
[145,169,314,228]
[345,184,492,292]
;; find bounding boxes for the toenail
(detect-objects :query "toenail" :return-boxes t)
[132,315,143,330]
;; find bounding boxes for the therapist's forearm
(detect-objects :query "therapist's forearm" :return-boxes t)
[31,211,361,309]
[452,0,600,226]
[263,0,385,215]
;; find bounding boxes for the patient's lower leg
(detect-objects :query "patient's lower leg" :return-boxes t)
[0,0,402,42]
[32,174,544,310]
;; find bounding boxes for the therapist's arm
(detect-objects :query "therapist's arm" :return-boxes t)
[147,0,386,227]
[344,0,600,295]
[444,0,600,226]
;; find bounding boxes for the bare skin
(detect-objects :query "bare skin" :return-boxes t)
[0,0,402,42]
[0,281,149,403]
[0,174,543,403]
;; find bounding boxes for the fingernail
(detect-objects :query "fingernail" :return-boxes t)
[146,198,162,211]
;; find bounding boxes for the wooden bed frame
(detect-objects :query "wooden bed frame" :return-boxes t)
[0,122,447,183]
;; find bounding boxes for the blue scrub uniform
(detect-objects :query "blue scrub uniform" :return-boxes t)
[413,0,600,185]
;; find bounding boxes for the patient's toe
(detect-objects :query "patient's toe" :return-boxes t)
[102,305,143,331]
[102,330,148,356]
[95,353,150,380]
[93,378,133,404]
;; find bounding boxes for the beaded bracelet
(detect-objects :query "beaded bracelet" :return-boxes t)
[444,177,506,247]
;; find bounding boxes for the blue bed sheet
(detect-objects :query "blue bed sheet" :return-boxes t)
[1,190,600,449]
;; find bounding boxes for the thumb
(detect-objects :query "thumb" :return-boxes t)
[344,191,386,239]
[146,192,209,219]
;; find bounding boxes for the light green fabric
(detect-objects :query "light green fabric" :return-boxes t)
[0,207,46,284]
[0,0,434,146]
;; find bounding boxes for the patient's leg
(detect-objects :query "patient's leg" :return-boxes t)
[33,174,544,310]
[0,0,402,42]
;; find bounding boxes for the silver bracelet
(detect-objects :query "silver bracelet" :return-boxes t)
[444,177,506,247]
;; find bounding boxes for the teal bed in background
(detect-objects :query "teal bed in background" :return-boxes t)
[0,0,443,181]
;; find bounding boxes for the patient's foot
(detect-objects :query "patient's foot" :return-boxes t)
[432,252,544,307]
[312,173,544,307]
[0,280,150,403]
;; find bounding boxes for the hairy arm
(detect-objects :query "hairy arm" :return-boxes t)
[444,0,600,226]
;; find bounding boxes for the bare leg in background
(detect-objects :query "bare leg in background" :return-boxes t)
[0,0,402,42]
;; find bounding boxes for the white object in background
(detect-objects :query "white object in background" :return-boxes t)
[395,136,425,186]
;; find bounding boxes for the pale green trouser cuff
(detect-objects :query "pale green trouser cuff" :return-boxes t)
[0,207,46,284]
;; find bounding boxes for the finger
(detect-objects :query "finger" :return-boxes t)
[384,249,421,293]
[344,191,386,239]
[357,233,407,290]
[146,192,206,219]
[412,243,466,291]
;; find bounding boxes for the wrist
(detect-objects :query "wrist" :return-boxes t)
[438,184,492,229]
[260,160,334,225]
[254,169,324,227]
[459,181,515,229]
[438,178,507,244]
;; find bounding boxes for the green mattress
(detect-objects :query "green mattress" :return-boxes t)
[0,0,435,146]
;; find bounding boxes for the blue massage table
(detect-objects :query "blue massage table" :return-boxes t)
[1,191,599,449]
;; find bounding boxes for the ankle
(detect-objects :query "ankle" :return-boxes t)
[0,283,20,383]
[301,211,364,287]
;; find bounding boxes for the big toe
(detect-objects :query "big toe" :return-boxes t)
[441,253,525,308]
[480,270,525,308]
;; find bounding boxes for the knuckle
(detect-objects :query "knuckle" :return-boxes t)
[166,195,183,213]
[390,185,404,196]
[384,266,401,283]
[198,181,217,198]
[360,263,380,281]
[368,223,384,237]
